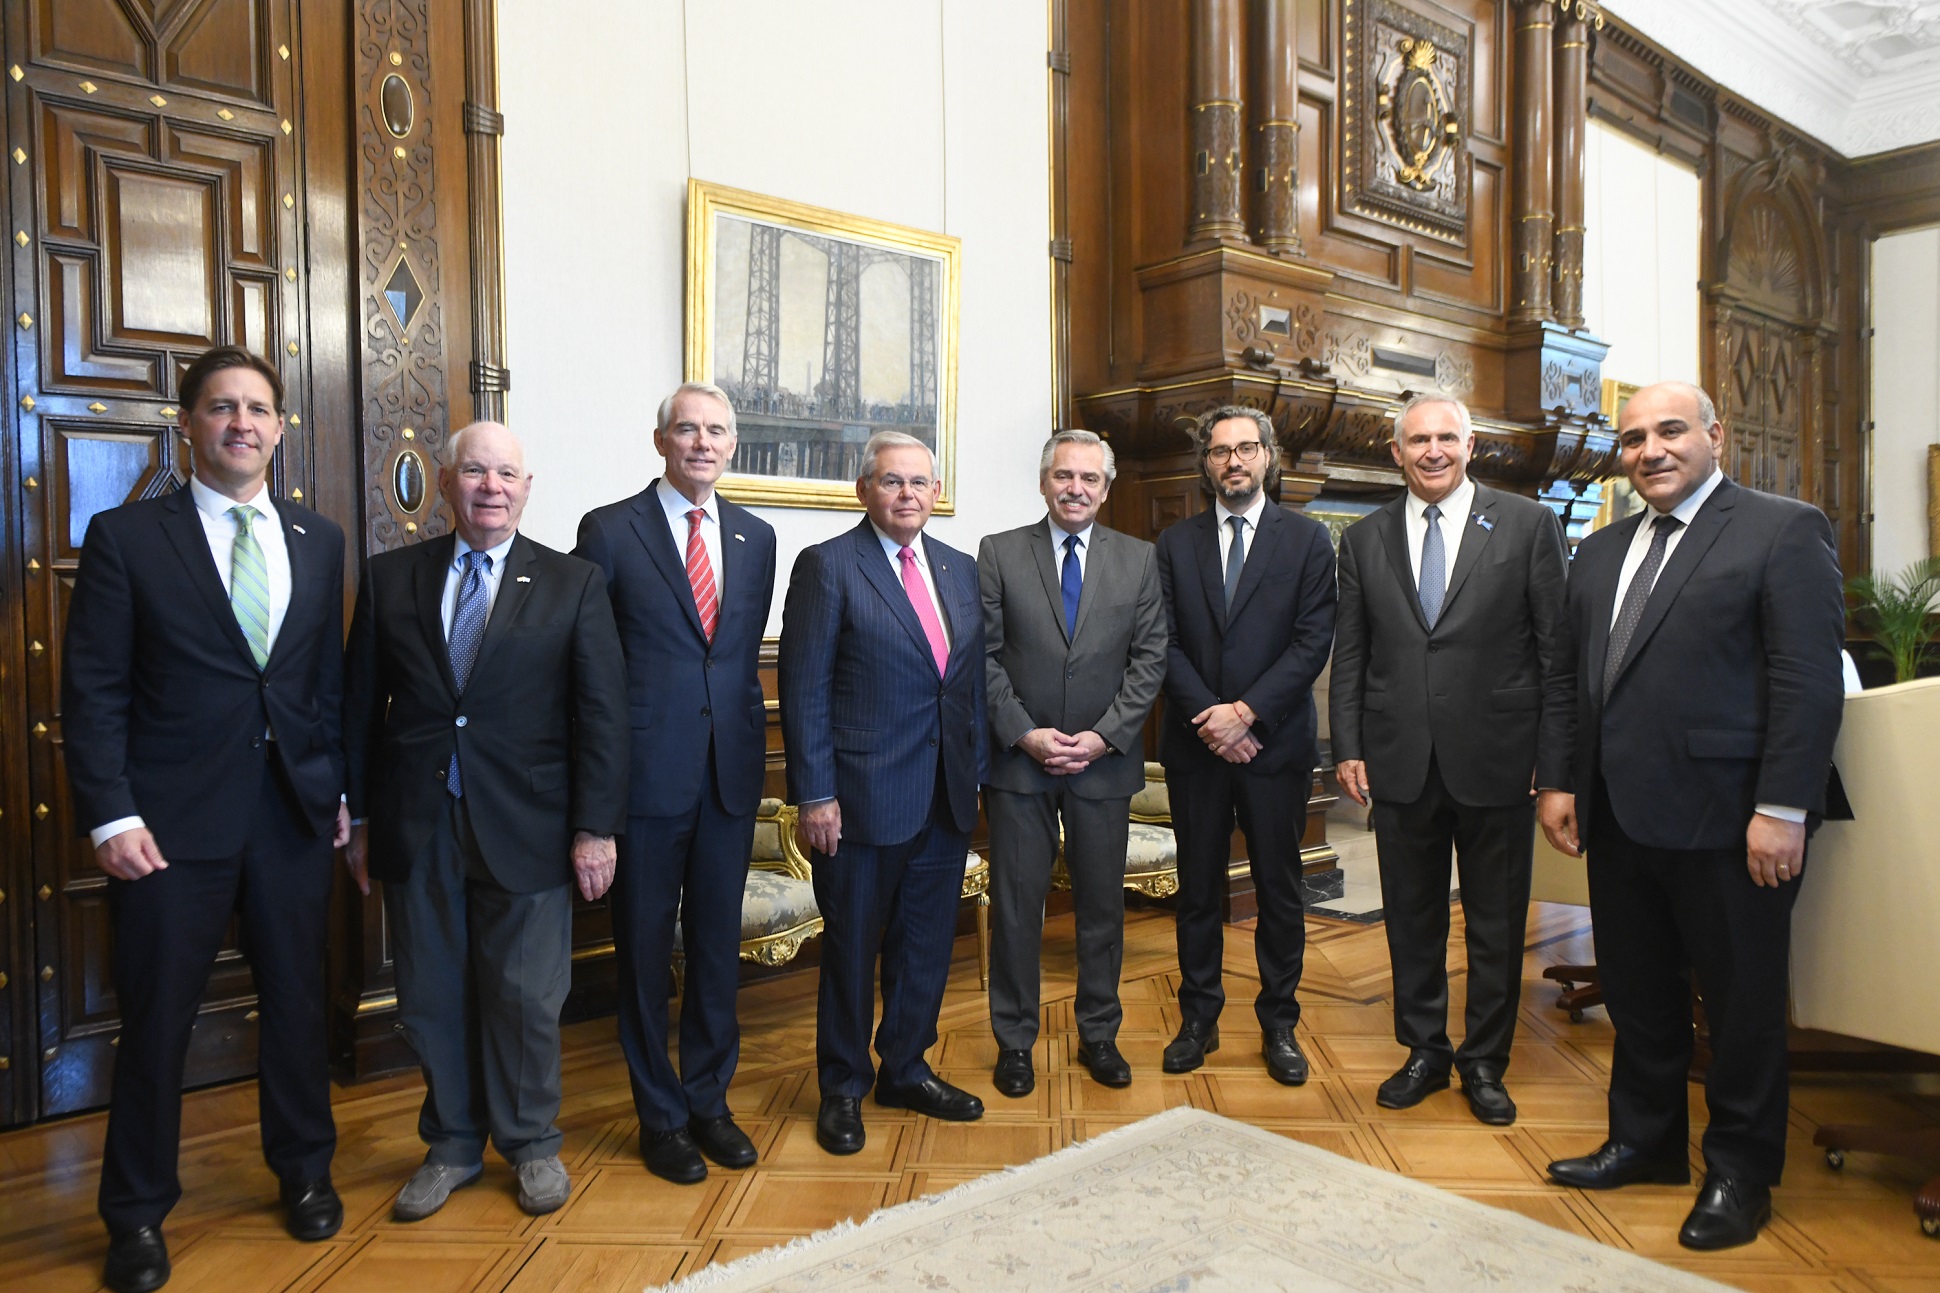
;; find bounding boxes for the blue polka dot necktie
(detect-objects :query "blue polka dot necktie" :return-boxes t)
[446,549,491,797]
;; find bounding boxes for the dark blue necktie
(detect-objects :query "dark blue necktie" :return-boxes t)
[446,549,491,797]
[1061,532,1082,636]
[1418,503,1446,628]
[1224,516,1247,608]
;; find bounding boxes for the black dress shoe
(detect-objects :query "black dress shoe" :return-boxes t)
[1077,1039,1132,1087]
[1262,1028,1309,1086]
[280,1178,344,1241]
[642,1127,708,1184]
[1376,1053,1451,1109]
[1460,1065,1517,1126]
[1679,1173,1772,1250]
[689,1115,758,1169]
[1162,1018,1220,1074]
[816,1095,866,1155]
[1547,1140,1692,1190]
[875,1074,984,1121]
[992,1048,1035,1097]
[104,1225,169,1293]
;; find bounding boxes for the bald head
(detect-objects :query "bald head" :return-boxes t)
[441,420,533,550]
[1616,382,1723,513]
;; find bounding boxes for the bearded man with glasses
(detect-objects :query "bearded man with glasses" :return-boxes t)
[1153,405,1337,1085]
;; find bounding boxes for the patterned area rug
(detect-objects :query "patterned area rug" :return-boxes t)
[651,1107,1730,1292]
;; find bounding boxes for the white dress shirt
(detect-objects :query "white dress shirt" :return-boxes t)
[1402,476,1475,598]
[1213,491,1269,571]
[872,522,951,650]
[657,477,723,599]
[1048,518,1094,581]
[92,478,295,847]
[443,532,518,639]
[1604,467,1802,823]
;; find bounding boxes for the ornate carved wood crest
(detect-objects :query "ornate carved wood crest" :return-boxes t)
[1342,0,1470,243]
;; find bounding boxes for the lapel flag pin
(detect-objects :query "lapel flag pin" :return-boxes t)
[517,575,532,583]
[1473,514,1494,532]
[291,524,306,535]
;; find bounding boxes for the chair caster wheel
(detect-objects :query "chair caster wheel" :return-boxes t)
[1920,1213,1938,1238]
[1824,1149,1844,1170]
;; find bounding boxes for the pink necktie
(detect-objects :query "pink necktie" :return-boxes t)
[898,545,950,676]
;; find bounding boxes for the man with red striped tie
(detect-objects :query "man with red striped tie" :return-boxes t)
[575,384,778,1184]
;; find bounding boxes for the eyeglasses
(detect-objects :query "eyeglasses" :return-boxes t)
[1204,441,1264,466]
[873,475,934,494]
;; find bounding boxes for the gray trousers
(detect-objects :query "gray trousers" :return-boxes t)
[383,797,572,1166]
[986,786,1130,1050]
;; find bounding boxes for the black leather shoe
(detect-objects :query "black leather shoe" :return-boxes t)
[816,1095,866,1155]
[1162,1018,1220,1073]
[992,1048,1035,1098]
[1547,1140,1692,1190]
[642,1127,708,1184]
[1077,1039,1133,1087]
[1376,1053,1451,1109]
[689,1115,758,1169]
[1460,1065,1517,1126]
[104,1226,169,1293]
[875,1074,984,1121]
[280,1178,343,1241]
[1262,1028,1309,1086]
[1678,1173,1772,1250]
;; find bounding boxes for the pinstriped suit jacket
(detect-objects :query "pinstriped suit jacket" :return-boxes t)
[778,518,987,847]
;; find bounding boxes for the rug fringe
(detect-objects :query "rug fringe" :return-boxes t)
[648,1106,1204,1292]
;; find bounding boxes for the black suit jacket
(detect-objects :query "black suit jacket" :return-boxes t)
[342,532,629,892]
[1330,483,1572,807]
[1155,501,1337,779]
[574,483,777,820]
[1559,475,1846,850]
[779,519,987,846]
[61,488,346,858]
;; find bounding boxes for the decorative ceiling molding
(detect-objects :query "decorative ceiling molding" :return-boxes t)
[1605,0,1940,156]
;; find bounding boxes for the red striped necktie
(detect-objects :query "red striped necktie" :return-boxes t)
[685,508,718,640]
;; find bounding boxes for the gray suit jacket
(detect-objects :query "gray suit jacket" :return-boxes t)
[980,519,1167,800]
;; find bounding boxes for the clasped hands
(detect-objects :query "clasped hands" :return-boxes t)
[1537,790,1805,888]
[1016,727,1109,775]
[1191,702,1259,764]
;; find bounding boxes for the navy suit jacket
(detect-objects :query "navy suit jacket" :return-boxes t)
[779,518,987,847]
[574,483,777,819]
[1156,501,1337,779]
[61,488,346,858]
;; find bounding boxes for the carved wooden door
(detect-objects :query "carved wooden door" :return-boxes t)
[2,0,331,1121]
[1721,312,1805,500]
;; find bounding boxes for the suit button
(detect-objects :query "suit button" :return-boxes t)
[250,737,262,750]
[706,659,716,670]
[455,716,468,727]
[701,707,711,717]
[1427,642,1441,653]
[929,738,938,747]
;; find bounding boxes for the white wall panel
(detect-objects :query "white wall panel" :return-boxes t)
[1581,121,1701,391]
[1870,226,1940,578]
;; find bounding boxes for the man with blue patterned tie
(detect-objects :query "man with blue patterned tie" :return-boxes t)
[977,430,1166,1096]
[343,422,627,1223]
[61,346,352,1292]
[1329,394,1571,1127]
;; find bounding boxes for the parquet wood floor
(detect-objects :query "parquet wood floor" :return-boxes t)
[4,905,1937,1291]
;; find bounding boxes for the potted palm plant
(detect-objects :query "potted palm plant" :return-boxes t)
[1846,556,1940,685]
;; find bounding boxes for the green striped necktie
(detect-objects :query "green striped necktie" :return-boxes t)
[228,504,272,670]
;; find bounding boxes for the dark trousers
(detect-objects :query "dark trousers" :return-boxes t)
[986,786,1130,1050]
[99,760,335,1234]
[612,752,755,1134]
[812,779,968,1097]
[1587,794,1802,1186]
[1168,760,1310,1030]
[1371,755,1533,1075]
[383,797,572,1166]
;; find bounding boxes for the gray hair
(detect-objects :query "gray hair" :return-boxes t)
[1038,428,1117,485]
[657,381,737,434]
[1659,380,1718,429]
[1186,404,1281,492]
[859,429,938,482]
[1391,392,1473,441]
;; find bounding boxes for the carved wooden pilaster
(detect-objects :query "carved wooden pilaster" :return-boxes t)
[1189,0,1245,244]
[1050,0,1075,423]
[1249,0,1301,255]
[1510,0,1555,323]
[462,0,508,421]
[1552,5,1590,328]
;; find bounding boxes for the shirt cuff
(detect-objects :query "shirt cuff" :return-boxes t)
[90,816,146,849]
[1754,804,1807,824]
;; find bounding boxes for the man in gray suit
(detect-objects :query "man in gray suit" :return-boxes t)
[1329,394,1571,1126]
[980,430,1167,1095]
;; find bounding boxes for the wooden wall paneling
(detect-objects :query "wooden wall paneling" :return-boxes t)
[1050,0,1075,424]
[1063,0,1114,399]
[0,25,24,1126]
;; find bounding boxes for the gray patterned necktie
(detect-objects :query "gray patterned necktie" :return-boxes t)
[1224,515,1247,609]
[1602,514,1683,701]
[446,549,491,797]
[1418,503,1445,628]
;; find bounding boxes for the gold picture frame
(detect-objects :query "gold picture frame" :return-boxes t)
[685,179,961,513]
[1590,378,1643,533]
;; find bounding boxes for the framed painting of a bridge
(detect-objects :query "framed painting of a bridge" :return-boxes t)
[685,179,960,512]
